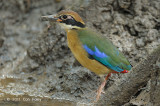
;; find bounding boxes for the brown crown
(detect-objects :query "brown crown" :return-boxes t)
[57,10,85,25]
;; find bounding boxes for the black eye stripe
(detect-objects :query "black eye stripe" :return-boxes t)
[58,15,85,28]
[60,19,85,28]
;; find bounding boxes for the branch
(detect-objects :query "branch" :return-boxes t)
[97,45,160,105]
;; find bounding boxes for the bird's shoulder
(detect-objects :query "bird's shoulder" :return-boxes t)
[77,28,116,52]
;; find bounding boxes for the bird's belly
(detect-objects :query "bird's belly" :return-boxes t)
[67,31,112,75]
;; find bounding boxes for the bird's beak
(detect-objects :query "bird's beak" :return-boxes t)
[41,15,60,22]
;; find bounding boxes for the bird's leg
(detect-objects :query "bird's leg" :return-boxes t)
[95,73,111,102]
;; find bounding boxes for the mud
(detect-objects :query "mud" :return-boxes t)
[0,0,160,105]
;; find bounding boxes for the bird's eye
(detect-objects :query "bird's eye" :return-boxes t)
[62,15,67,19]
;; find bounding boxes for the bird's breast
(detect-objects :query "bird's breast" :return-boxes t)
[66,30,112,75]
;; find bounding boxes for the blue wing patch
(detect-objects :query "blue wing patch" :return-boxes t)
[83,45,94,55]
[83,45,131,72]
[83,45,108,58]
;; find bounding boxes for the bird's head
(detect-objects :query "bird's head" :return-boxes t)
[41,10,85,30]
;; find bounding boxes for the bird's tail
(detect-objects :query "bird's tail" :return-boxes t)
[112,70,129,73]
[120,70,129,73]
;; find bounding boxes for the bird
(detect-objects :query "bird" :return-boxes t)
[41,10,132,102]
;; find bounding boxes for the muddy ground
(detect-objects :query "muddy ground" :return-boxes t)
[0,0,160,106]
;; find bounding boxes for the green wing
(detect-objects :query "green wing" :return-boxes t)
[77,28,132,72]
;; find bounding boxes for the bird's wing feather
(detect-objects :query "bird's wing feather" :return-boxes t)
[77,28,132,72]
